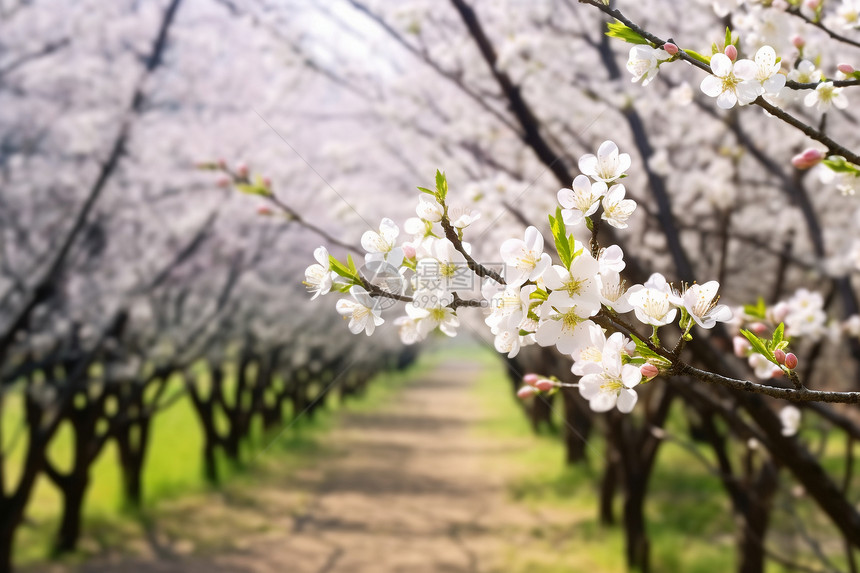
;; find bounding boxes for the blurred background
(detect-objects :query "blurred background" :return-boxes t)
[1,0,859,571]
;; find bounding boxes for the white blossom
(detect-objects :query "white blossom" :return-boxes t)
[416,195,443,222]
[362,218,404,267]
[447,205,481,229]
[558,175,606,227]
[336,286,384,336]
[700,53,760,109]
[627,274,679,327]
[500,226,552,286]
[304,246,333,300]
[680,281,733,329]
[579,342,642,413]
[779,405,802,437]
[542,250,601,312]
[405,299,459,337]
[749,46,785,95]
[626,44,671,86]
[804,82,849,112]
[601,184,637,229]
[579,141,631,183]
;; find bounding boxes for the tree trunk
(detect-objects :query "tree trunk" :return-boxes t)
[53,475,88,554]
[599,451,619,526]
[560,388,591,463]
[623,481,651,573]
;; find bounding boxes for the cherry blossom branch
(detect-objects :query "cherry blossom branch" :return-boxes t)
[439,215,506,285]
[753,96,860,165]
[360,278,485,310]
[577,0,860,166]
[786,6,860,50]
[266,194,363,254]
[674,362,860,404]
[593,309,860,404]
[215,167,363,254]
[787,78,860,89]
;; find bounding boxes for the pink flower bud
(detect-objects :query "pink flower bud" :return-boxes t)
[640,363,659,379]
[236,162,249,178]
[792,35,805,49]
[535,379,555,392]
[792,148,825,170]
[257,206,274,216]
[773,348,786,364]
[804,0,821,9]
[663,42,679,56]
[523,373,539,387]
[784,353,798,370]
[517,386,538,399]
[733,336,751,358]
[838,63,855,75]
[402,244,417,259]
[724,45,738,62]
[216,174,231,188]
[750,322,767,335]
[771,367,785,379]
[217,158,226,169]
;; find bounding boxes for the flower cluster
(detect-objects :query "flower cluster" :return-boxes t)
[303,141,736,415]
[727,288,860,379]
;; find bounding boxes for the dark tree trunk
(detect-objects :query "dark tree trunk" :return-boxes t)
[185,369,223,484]
[623,481,651,573]
[53,475,88,554]
[599,449,619,526]
[560,388,592,464]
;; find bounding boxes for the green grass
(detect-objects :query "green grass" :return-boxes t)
[466,342,853,573]
[2,353,432,567]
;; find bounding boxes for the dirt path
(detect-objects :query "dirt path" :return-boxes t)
[43,358,566,573]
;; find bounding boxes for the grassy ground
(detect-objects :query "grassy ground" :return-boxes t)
[4,341,857,571]
[2,355,432,567]
[467,342,858,573]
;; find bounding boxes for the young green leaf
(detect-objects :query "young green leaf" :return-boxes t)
[549,208,573,269]
[435,170,448,202]
[771,322,784,347]
[605,20,648,45]
[684,49,712,66]
[329,256,357,281]
[741,329,777,364]
[742,297,767,320]
[822,156,860,175]
[235,183,272,197]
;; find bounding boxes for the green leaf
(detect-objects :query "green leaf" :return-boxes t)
[822,156,860,175]
[417,186,435,195]
[347,254,358,275]
[235,183,272,197]
[743,297,767,320]
[549,208,573,269]
[684,49,711,66]
[629,334,672,367]
[329,255,357,281]
[435,170,448,202]
[605,20,648,45]
[771,322,784,347]
[529,289,548,301]
[741,329,777,365]
[724,27,733,49]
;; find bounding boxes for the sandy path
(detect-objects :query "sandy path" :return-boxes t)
[40,358,561,573]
